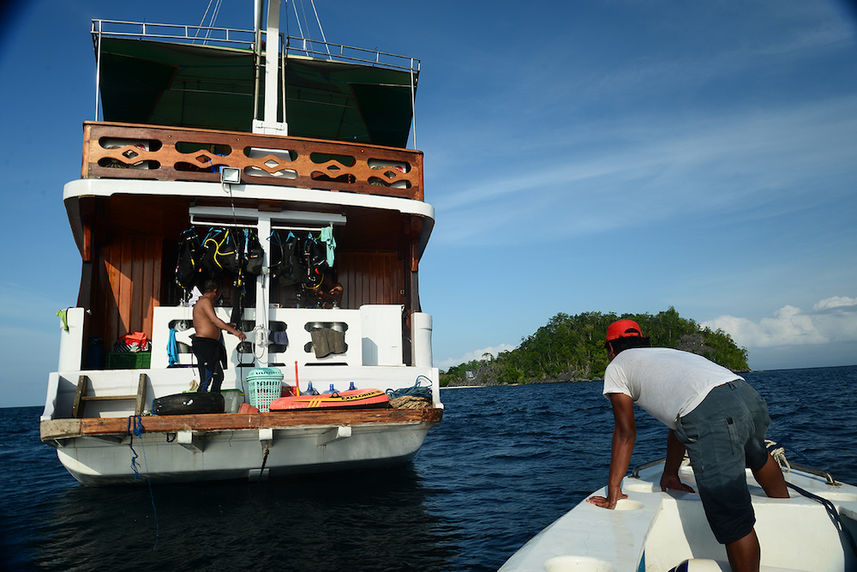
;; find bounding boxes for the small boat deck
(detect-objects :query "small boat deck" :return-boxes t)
[500,459,857,571]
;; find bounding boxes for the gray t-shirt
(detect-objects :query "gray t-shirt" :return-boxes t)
[602,347,742,429]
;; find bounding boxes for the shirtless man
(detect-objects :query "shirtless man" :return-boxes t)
[192,280,246,392]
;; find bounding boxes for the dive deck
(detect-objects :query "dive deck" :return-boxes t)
[41,408,443,442]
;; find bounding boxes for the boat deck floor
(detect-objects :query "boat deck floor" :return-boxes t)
[41,407,443,441]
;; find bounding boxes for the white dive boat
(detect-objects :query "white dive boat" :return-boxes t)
[500,451,857,571]
[40,3,443,485]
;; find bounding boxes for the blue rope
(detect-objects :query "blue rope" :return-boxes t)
[785,481,857,557]
[386,375,432,400]
[127,415,145,478]
[127,415,159,550]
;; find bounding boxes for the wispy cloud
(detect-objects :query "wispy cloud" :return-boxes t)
[434,95,857,246]
[435,343,517,371]
[702,295,857,348]
[814,296,857,312]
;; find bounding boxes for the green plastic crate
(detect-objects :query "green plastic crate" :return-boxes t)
[106,351,151,370]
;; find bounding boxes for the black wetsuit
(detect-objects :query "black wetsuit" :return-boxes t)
[192,336,227,392]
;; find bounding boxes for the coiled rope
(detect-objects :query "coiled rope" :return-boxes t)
[386,375,432,400]
[386,375,433,409]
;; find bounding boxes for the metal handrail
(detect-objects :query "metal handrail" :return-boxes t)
[632,457,839,487]
[89,19,420,73]
[783,462,839,487]
[285,36,420,73]
[631,458,667,479]
[91,19,256,48]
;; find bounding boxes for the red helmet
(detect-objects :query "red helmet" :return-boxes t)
[605,319,643,343]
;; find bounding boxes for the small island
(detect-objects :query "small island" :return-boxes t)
[441,307,748,387]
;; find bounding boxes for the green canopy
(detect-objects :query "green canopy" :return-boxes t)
[98,37,417,148]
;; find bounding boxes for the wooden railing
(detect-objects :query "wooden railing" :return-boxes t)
[82,122,424,201]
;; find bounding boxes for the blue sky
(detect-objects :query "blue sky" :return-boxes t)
[1,1,856,407]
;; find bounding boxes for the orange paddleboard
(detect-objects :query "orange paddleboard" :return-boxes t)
[269,388,389,411]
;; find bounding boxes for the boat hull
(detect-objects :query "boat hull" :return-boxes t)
[500,460,857,571]
[42,409,442,485]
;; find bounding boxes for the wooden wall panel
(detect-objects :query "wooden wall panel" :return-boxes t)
[337,252,405,309]
[94,235,163,350]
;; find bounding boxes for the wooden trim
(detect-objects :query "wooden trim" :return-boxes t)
[42,408,443,440]
[72,375,87,419]
[82,121,424,201]
[81,123,91,180]
[81,222,92,262]
[135,373,147,416]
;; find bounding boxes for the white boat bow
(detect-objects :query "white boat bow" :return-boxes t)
[500,453,857,571]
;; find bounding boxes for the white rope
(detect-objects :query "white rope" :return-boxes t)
[291,0,305,38]
[410,64,417,149]
[766,439,791,473]
[309,0,332,59]
[194,0,215,40]
[205,0,223,43]
[298,0,313,44]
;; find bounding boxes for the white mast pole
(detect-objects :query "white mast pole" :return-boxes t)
[94,21,102,121]
[252,0,287,134]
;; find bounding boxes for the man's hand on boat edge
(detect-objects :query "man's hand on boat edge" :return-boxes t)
[660,473,695,494]
[586,485,627,509]
[587,474,694,509]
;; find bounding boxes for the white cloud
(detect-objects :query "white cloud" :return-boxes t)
[702,296,857,349]
[813,296,857,312]
[435,343,517,371]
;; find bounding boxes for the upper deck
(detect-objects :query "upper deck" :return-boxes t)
[80,121,423,202]
[83,19,424,203]
[91,19,419,147]
[64,16,433,373]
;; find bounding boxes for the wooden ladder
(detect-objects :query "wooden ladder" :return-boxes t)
[72,373,148,419]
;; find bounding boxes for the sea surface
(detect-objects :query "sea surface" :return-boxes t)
[2,365,856,570]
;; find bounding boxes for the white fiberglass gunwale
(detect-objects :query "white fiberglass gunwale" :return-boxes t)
[500,458,857,571]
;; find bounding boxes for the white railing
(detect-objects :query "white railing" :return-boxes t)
[90,20,420,73]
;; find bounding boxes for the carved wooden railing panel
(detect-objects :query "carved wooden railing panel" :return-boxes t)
[82,122,424,201]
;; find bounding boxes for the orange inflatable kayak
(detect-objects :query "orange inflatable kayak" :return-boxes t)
[268,388,389,411]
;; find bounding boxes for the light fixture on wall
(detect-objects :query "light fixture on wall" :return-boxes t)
[220,167,241,184]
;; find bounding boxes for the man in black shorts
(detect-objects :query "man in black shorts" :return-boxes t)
[192,280,246,392]
[587,320,789,571]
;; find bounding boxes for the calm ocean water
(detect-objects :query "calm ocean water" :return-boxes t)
[2,365,856,570]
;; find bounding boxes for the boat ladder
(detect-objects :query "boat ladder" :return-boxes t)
[72,373,148,418]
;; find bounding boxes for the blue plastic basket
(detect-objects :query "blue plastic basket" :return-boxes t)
[246,367,284,412]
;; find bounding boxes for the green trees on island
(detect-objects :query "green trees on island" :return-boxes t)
[440,307,748,387]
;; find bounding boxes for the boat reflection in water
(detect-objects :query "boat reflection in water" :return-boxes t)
[38,465,459,570]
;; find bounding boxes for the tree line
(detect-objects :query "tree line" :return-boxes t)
[441,307,749,387]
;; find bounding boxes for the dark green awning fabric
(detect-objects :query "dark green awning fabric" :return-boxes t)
[98,38,417,147]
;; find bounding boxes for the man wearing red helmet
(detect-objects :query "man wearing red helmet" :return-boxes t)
[587,319,788,571]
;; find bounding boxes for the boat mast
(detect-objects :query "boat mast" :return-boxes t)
[253,0,288,135]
